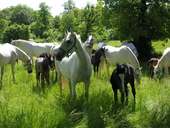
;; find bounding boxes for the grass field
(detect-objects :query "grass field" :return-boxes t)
[0,40,170,128]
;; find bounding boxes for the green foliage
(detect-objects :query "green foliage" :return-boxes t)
[38,2,51,28]
[152,39,170,54]
[0,0,170,57]
[30,2,52,38]
[0,19,9,42]
[103,0,170,60]
[63,0,75,12]
[81,4,98,41]
[52,16,60,29]
[2,24,29,43]
[10,5,34,25]
[43,29,61,42]
[0,7,13,20]
[30,22,45,38]
[60,11,75,33]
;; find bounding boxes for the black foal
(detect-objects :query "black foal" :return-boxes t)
[91,47,105,75]
[110,64,136,104]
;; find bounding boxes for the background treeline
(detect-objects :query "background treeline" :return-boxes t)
[0,0,170,60]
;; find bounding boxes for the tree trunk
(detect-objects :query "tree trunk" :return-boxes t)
[134,36,152,62]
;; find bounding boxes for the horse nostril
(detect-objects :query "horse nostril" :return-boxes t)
[56,53,63,61]
[28,70,32,74]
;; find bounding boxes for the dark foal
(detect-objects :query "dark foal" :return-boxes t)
[91,47,105,75]
[147,58,159,78]
[110,64,136,104]
[35,53,54,87]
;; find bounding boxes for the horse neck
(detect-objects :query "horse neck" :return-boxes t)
[129,51,140,70]
[15,47,30,62]
[134,57,140,69]
[156,57,164,69]
[75,38,89,65]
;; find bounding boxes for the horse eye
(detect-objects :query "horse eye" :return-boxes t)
[66,40,71,44]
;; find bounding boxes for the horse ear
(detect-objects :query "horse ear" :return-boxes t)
[65,31,67,36]
[71,30,74,35]
[103,47,108,52]
[153,65,157,69]
[139,67,142,71]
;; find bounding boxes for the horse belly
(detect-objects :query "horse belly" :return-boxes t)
[106,52,120,64]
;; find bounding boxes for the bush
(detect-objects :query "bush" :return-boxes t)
[0,19,9,42]
[2,24,30,43]
[43,29,60,42]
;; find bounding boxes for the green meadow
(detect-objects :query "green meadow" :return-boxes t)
[0,40,170,128]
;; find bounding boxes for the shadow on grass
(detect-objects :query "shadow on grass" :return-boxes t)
[56,90,136,128]
[148,103,170,128]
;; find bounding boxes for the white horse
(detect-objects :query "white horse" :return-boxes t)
[96,45,141,84]
[11,39,59,58]
[11,39,60,81]
[54,32,92,99]
[0,43,32,85]
[103,45,140,70]
[154,48,170,77]
[84,35,94,57]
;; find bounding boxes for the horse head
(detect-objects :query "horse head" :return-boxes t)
[55,32,77,61]
[39,53,55,69]
[24,59,32,74]
[153,64,162,78]
[11,40,17,45]
[85,35,94,48]
[116,64,127,74]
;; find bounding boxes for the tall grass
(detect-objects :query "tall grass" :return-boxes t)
[0,62,170,128]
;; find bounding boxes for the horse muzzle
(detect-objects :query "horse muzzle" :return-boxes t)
[55,49,65,61]
[28,69,32,74]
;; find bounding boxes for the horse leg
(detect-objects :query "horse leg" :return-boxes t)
[41,73,45,88]
[54,71,58,82]
[0,67,1,85]
[45,71,50,85]
[36,72,40,87]
[113,89,118,104]
[96,64,99,77]
[124,83,129,104]
[93,65,96,76]
[0,66,4,86]
[84,80,90,99]
[54,61,59,82]
[131,81,136,103]
[70,80,77,100]
[11,64,16,83]
[106,63,110,78]
[58,72,62,96]
[120,89,125,104]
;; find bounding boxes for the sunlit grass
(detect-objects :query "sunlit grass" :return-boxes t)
[0,62,170,128]
[0,40,169,127]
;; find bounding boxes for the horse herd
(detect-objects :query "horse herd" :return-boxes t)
[0,32,170,104]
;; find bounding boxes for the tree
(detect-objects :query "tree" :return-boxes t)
[81,4,98,41]
[52,16,60,29]
[0,19,9,42]
[10,5,34,25]
[30,2,52,38]
[63,0,75,12]
[103,0,170,60]
[2,24,29,43]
